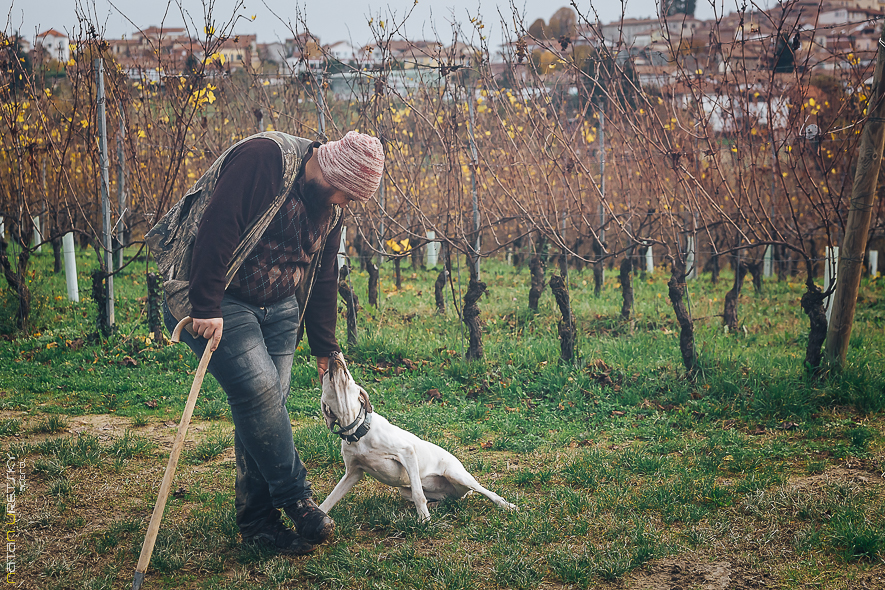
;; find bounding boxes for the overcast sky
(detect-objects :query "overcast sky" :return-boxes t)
[7,0,751,48]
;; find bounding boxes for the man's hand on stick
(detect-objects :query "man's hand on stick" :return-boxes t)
[192,318,223,351]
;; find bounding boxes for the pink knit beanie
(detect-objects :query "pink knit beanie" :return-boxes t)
[317,131,385,202]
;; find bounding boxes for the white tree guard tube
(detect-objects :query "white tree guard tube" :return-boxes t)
[425,231,439,267]
[63,232,79,302]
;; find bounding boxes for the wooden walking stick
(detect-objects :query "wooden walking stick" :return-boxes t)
[132,316,214,590]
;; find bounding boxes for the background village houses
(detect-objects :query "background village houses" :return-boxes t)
[18,0,885,128]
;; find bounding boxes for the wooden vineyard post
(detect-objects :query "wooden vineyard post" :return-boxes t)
[96,58,114,331]
[824,28,885,368]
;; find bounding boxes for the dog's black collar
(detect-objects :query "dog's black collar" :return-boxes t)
[331,402,372,444]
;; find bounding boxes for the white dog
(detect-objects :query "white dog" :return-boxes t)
[319,351,516,520]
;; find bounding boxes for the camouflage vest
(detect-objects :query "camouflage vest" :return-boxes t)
[144,131,341,327]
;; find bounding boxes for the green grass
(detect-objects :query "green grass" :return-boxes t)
[185,429,233,464]
[2,249,885,589]
[31,414,68,434]
[0,418,20,436]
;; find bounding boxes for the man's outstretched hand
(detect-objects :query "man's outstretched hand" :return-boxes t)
[192,318,223,352]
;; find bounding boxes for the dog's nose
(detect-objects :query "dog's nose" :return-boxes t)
[330,353,346,374]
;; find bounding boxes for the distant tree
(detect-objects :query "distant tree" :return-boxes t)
[185,53,201,76]
[665,0,697,17]
[498,63,519,88]
[571,44,595,69]
[771,34,795,73]
[548,7,577,40]
[579,49,641,109]
[528,18,548,39]
[530,48,560,73]
[326,58,349,74]
[2,34,33,92]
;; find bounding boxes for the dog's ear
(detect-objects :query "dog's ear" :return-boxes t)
[321,402,337,430]
[358,387,374,413]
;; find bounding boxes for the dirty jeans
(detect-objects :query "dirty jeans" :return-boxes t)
[163,293,311,537]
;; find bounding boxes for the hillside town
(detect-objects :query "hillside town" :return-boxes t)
[18,1,885,92]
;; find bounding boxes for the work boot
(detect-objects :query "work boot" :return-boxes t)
[241,518,316,556]
[284,498,335,545]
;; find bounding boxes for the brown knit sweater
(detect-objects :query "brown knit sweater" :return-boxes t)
[188,138,342,356]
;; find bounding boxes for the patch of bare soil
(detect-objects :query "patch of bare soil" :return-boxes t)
[66,413,227,451]
[852,572,885,589]
[627,558,773,590]
[789,466,884,490]
[14,412,238,585]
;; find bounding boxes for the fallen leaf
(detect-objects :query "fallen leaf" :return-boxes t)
[426,388,442,402]
[480,441,493,449]
[145,399,159,409]
[590,359,610,372]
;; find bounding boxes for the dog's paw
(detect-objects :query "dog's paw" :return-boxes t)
[501,502,518,511]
